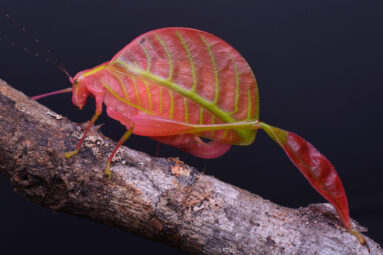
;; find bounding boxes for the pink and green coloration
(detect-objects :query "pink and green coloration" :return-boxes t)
[33,27,365,243]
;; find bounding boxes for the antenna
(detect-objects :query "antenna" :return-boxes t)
[31,87,72,100]
[3,13,72,79]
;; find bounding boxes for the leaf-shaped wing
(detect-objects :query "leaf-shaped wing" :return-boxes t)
[108,27,259,145]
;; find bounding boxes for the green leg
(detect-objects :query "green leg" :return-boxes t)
[65,113,100,158]
[105,125,134,178]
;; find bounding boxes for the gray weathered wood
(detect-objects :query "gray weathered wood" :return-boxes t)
[0,80,381,254]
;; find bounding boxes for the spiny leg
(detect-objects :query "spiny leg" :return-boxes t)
[65,113,100,158]
[105,124,134,178]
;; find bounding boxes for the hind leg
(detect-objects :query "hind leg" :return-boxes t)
[156,142,162,157]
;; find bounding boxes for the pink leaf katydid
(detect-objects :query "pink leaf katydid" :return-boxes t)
[31,27,366,245]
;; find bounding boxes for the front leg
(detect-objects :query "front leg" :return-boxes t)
[65,93,104,158]
[65,112,101,158]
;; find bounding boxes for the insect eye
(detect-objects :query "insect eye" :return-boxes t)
[74,79,79,85]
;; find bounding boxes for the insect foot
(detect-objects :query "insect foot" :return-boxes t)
[350,230,367,246]
[105,162,112,179]
[65,149,79,159]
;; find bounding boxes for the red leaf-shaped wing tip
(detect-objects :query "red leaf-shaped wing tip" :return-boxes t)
[260,122,351,231]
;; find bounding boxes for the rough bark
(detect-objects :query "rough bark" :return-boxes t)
[0,79,381,255]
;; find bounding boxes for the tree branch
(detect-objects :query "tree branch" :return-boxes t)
[0,80,381,255]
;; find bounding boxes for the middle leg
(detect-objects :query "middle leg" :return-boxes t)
[104,123,135,178]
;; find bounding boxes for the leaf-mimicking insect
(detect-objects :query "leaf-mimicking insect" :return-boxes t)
[31,27,365,244]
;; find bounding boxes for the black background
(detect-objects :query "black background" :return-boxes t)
[1,0,382,254]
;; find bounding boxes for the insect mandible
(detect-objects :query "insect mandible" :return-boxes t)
[32,27,365,244]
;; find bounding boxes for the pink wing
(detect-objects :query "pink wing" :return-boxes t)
[108,27,259,146]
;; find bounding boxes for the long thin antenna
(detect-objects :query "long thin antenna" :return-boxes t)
[3,13,72,79]
[32,87,72,100]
